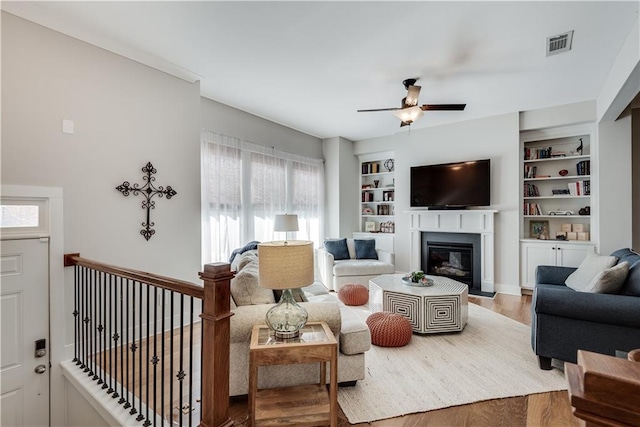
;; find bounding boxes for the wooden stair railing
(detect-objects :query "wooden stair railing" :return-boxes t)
[64,254,234,427]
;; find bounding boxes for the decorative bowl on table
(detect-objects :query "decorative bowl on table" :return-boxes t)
[401,271,434,287]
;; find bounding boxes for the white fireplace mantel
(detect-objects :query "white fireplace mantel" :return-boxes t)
[406,209,497,293]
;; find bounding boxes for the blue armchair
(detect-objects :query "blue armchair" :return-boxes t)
[531,248,640,369]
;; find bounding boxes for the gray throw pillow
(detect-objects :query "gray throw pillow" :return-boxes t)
[354,239,378,260]
[581,262,629,293]
[565,251,617,291]
[324,238,350,260]
[230,260,276,306]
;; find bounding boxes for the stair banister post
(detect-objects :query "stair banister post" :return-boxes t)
[198,263,235,427]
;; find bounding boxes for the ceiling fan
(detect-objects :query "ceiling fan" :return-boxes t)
[357,78,466,127]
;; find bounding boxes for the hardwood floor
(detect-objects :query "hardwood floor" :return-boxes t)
[228,294,579,427]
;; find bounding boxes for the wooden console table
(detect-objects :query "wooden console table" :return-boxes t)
[248,321,337,427]
[565,349,640,426]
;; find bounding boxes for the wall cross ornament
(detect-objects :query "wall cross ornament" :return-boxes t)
[116,162,177,241]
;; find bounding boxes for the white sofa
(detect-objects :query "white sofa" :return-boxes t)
[228,249,371,396]
[318,238,395,291]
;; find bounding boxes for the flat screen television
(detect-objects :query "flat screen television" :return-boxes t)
[410,159,491,208]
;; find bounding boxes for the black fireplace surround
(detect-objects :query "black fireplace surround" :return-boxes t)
[421,232,481,290]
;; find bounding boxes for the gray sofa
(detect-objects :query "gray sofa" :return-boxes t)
[531,248,640,369]
[228,249,371,396]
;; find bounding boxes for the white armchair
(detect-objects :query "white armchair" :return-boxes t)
[318,238,395,291]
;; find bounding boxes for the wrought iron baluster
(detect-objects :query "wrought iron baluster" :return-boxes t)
[119,276,125,404]
[179,293,184,427]
[82,266,88,372]
[73,266,79,364]
[89,269,95,377]
[151,286,158,427]
[137,282,144,422]
[105,274,118,398]
[96,271,103,384]
[161,289,166,425]
[124,279,132,410]
[130,281,137,416]
[144,283,151,427]
[188,296,194,427]
[169,291,174,426]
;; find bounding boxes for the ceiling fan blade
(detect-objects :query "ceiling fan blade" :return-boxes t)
[405,85,421,107]
[420,104,466,111]
[357,107,401,112]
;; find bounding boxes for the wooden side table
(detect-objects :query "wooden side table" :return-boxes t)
[248,321,338,427]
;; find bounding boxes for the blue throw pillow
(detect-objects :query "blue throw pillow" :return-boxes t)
[354,239,378,260]
[324,238,350,260]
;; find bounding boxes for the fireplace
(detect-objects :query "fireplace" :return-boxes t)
[421,232,481,290]
[409,209,496,293]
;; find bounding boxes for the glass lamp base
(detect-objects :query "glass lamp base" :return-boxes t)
[265,288,308,339]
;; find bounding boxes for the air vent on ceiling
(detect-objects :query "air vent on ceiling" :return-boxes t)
[546,30,574,56]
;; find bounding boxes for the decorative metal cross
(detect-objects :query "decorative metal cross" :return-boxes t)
[116,162,177,241]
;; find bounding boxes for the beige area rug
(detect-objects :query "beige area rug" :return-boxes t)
[337,303,567,424]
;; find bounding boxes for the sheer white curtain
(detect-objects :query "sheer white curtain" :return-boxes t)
[202,130,324,263]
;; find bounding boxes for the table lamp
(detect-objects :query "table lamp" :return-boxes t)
[258,240,314,339]
[273,213,299,242]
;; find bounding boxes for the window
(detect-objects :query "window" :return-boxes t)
[0,198,49,237]
[202,130,324,263]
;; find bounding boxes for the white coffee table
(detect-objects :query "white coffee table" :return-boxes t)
[369,273,469,334]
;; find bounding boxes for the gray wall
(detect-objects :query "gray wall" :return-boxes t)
[322,136,359,239]
[2,12,201,282]
[200,97,323,159]
[354,113,521,292]
[634,109,640,251]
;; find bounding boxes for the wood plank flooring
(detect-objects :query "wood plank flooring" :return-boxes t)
[229,293,579,427]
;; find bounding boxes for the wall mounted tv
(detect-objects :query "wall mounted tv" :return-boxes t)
[410,159,491,208]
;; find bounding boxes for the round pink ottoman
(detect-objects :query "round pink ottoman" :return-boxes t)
[366,311,413,347]
[338,283,369,306]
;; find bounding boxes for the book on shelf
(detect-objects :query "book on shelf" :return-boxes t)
[524,147,553,160]
[523,202,542,215]
[362,162,379,174]
[567,180,590,196]
[576,160,591,176]
[524,165,537,178]
[524,183,540,197]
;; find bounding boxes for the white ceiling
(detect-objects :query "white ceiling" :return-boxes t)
[3,1,639,141]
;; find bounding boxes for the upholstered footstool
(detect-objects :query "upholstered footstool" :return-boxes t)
[366,311,412,347]
[338,283,369,306]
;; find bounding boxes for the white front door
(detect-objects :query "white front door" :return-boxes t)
[1,238,50,426]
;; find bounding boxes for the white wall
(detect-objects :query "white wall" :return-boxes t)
[200,97,323,159]
[598,115,633,254]
[354,113,521,291]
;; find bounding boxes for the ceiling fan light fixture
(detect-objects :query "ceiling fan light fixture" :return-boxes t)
[393,105,423,124]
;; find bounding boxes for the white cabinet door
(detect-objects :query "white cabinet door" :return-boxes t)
[520,242,556,289]
[521,241,595,289]
[556,243,594,267]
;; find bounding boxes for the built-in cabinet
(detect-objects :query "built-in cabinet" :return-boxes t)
[358,151,395,237]
[519,124,597,290]
[520,241,596,289]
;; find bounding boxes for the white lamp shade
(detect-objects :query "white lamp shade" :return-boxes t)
[258,241,314,290]
[393,106,424,124]
[273,214,299,232]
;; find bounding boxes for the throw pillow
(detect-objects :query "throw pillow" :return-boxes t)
[582,262,630,293]
[324,238,350,260]
[354,239,378,260]
[230,260,276,306]
[565,250,617,291]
